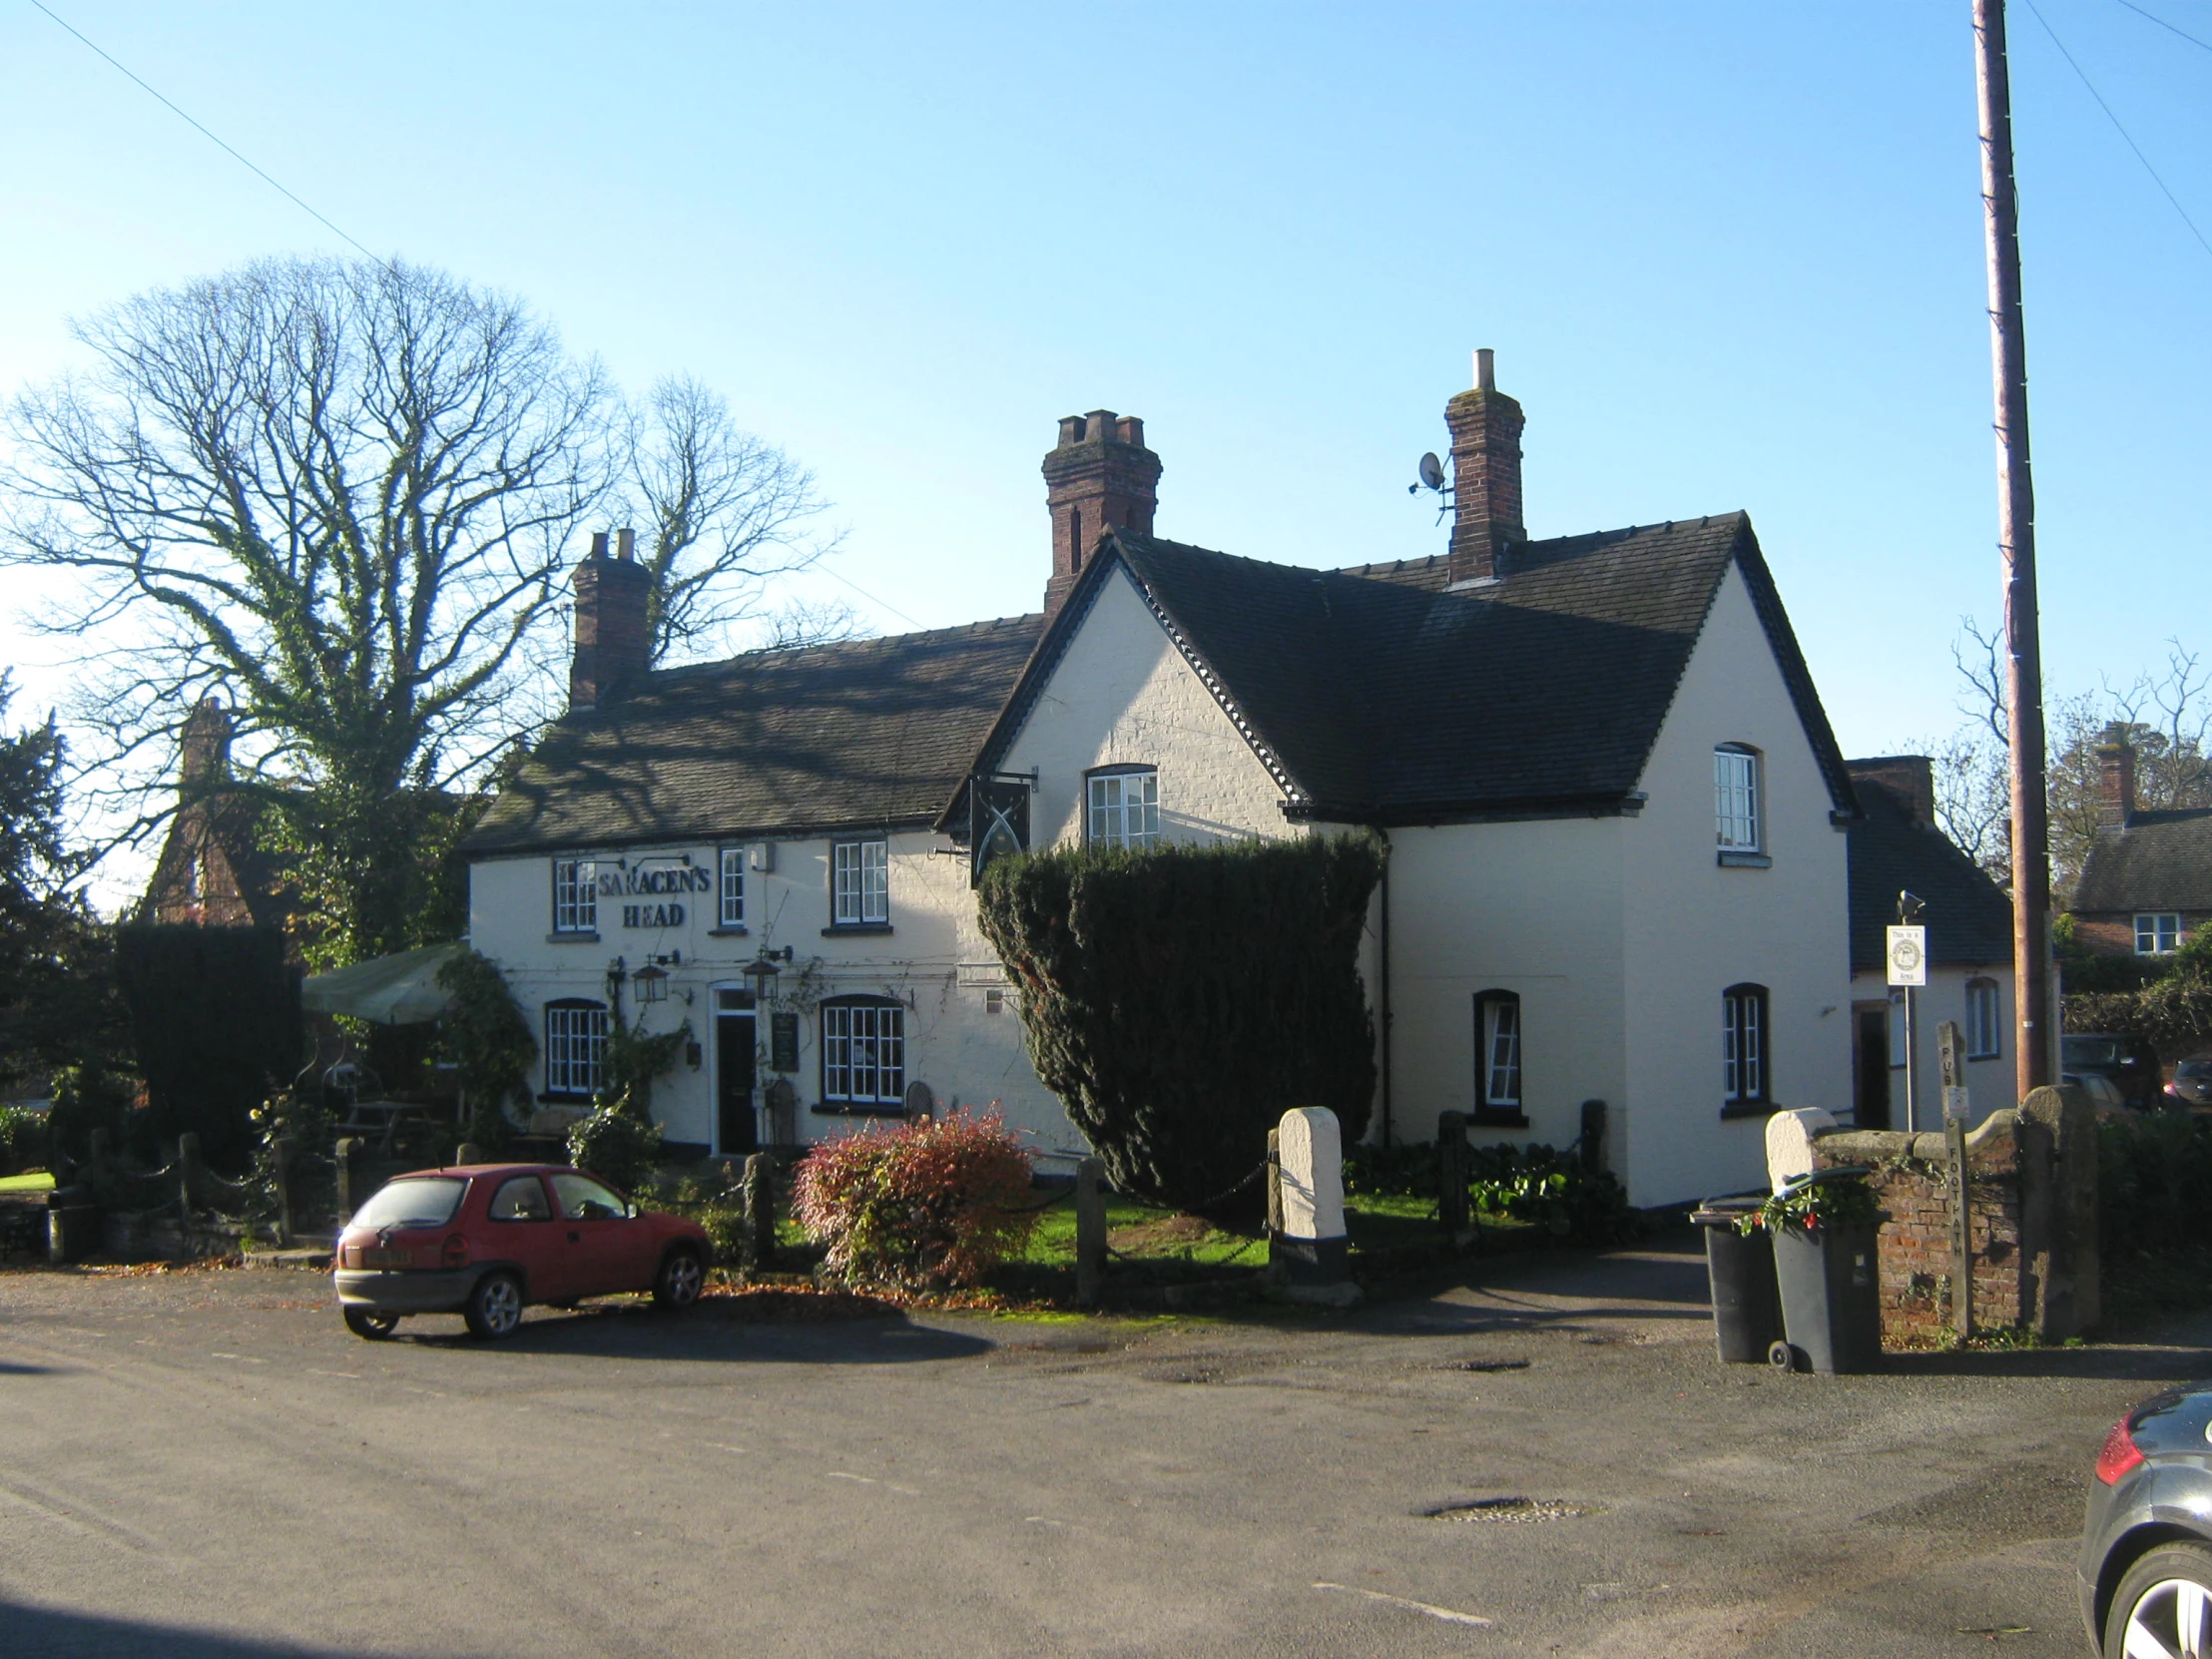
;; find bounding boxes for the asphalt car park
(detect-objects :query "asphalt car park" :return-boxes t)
[3,1232,2208,1659]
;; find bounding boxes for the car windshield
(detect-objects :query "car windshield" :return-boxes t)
[2063,1038,2119,1066]
[349,1177,465,1232]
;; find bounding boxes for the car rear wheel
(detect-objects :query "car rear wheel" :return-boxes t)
[2104,1541,2212,1658]
[342,1307,399,1341]
[653,1247,705,1310]
[463,1271,525,1340]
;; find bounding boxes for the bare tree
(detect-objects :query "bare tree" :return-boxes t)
[1923,620,2212,898]
[621,374,840,664]
[1,258,610,959]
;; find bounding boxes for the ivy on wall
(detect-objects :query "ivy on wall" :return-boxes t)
[976,830,1385,1215]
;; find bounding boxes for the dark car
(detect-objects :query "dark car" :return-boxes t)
[2078,1386,2212,1653]
[2165,1055,2212,1107]
[331,1163,711,1341]
[2061,1032,2163,1111]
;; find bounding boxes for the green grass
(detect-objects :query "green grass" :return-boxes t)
[0,1171,55,1194]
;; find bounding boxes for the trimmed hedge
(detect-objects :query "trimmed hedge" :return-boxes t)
[115,924,299,1169]
[977,830,1384,1215]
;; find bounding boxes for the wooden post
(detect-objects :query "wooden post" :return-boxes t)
[1975,0,2054,1095]
[1437,1110,1468,1243]
[1074,1157,1106,1309]
[1265,1128,1283,1238]
[742,1153,776,1272]
[273,1134,295,1247]
[177,1132,201,1254]
[1946,1114,1974,1343]
[335,1137,363,1227]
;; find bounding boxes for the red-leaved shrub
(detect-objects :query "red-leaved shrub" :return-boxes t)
[792,1108,1038,1289]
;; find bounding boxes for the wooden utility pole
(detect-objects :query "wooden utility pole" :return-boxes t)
[1975,0,2054,1095]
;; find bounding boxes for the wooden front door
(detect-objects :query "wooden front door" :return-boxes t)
[1854,1003,1892,1130]
[716,989,758,1156]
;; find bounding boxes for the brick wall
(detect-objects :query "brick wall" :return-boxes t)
[1815,1085,2098,1345]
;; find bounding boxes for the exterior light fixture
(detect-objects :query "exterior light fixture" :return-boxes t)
[634,963,670,1004]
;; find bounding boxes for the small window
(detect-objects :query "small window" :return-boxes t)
[487,1175,552,1222]
[1724,983,1770,1107]
[1965,977,2001,1060]
[2136,912,2183,955]
[553,856,598,933]
[822,996,905,1105]
[718,845,746,928]
[1088,767,1161,849]
[1714,746,1761,851]
[544,999,610,1097]
[1473,990,1522,1119]
[1889,988,1908,1069]
[551,1171,632,1218]
[832,838,889,925]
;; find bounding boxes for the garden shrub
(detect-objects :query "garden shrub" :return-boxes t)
[432,948,536,1152]
[976,831,1384,1215]
[2099,1108,2212,1261]
[792,1109,1038,1289]
[567,1106,664,1196]
[1467,1142,1640,1245]
[45,1063,132,1169]
[115,923,299,1169]
[0,1105,49,1175]
[1343,1139,1439,1199]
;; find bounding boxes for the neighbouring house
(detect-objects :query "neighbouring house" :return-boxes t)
[1843,757,2015,1130]
[2068,727,2212,959]
[143,700,290,929]
[463,354,1862,1206]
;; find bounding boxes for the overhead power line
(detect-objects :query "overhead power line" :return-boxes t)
[2023,0,2212,264]
[2111,0,2212,57]
[29,0,377,260]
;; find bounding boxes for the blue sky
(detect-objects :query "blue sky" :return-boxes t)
[2,1,2207,896]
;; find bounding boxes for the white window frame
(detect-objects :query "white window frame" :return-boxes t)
[2136,912,2183,955]
[1714,746,1761,852]
[553,857,598,933]
[718,845,746,928]
[1965,977,2001,1060]
[831,838,889,926]
[1475,991,1521,1114]
[544,1001,610,1097]
[821,999,905,1105]
[1724,984,1768,1106]
[1087,768,1161,849]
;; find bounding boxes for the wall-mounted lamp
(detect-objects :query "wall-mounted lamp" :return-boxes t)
[634,963,670,1003]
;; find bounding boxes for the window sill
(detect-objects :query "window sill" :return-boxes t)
[707,925,750,937]
[1719,1098,1778,1120]
[810,1103,908,1118]
[822,923,893,936]
[1717,850,1772,869]
[546,930,602,944]
[537,1092,597,1106]
[1471,1109,1529,1129]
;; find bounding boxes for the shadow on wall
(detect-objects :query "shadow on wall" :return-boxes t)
[0,1600,375,1659]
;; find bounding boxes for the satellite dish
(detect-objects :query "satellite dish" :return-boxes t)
[1417,451,1445,491]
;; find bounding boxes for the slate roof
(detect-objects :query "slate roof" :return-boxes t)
[951,518,1856,828]
[1844,771,2012,972]
[2072,811,2212,913]
[463,617,1043,855]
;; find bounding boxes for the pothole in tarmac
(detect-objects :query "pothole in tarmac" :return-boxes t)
[1424,1497,1603,1523]
[1439,1358,1530,1374]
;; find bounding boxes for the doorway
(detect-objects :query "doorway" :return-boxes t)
[1853,1001,1892,1130]
[716,988,758,1156]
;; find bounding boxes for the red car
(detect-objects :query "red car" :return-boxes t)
[331,1163,711,1341]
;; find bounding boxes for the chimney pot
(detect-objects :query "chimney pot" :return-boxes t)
[1475,347,1495,391]
[616,527,636,562]
[591,530,610,558]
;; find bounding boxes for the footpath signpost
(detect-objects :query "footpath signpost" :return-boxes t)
[1887,900,1929,1132]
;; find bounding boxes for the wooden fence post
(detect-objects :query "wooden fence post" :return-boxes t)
[742,1153,776,1272]
[273,1134,295,1248]
[1074,1157,1106,1309]
[335,1137,363,1228]
[176,1132,202,1256]
[1265,1128,1283,1237]
[1437,1110,1468,1243]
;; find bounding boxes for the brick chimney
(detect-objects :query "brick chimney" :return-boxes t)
[1042,410,1162,621]
[1847,756,1935,827]
[2096,725,2137,830]
[1445,348,1526,585]
[570,527,652,713]
[180,698,233,790]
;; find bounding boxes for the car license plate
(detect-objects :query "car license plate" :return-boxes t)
[359,1248,411,1269]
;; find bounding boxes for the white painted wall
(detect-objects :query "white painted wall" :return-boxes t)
[1619,561,1855,1206]
[1848,964,2015,1130]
